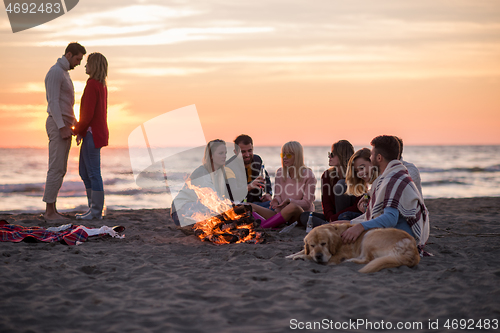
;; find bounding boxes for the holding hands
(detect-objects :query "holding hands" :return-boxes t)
[68,126,83,145]
[59,126,73,140]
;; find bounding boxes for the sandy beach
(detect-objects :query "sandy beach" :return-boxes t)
[1,197,499,333]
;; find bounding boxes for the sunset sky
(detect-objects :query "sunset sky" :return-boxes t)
[0,0,499,148]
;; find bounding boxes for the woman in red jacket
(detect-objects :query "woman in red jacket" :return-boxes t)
[73,53,109,219]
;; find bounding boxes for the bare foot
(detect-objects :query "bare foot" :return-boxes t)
[43,212,69,221]
[44,203,69,221]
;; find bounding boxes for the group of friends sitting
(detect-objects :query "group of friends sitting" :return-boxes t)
[171,134,429,252]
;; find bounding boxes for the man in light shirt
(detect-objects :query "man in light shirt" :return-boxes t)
[43,42,86,220]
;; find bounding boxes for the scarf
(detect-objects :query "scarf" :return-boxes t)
[365,160,430,246]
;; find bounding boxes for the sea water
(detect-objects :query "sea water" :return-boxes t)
[1,145,499,213]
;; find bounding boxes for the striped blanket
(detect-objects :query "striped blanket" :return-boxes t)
[366,160,430,247]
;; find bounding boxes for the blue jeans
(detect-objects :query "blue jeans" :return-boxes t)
[79,132,103,191]
[338,211,362,221]
[252,200,272,209]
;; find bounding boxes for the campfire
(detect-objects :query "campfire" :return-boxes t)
[192,204,264,245]
[184,181,265,245]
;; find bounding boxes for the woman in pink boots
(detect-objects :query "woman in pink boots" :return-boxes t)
[250,141,317,228]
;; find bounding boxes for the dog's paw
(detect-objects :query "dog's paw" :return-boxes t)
[286,250,305,260]
[292,255,307,261]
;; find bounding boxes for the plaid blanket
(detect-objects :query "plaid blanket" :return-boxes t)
[0,220,127,246]
[0,222,89,245]
[365,160,430,246]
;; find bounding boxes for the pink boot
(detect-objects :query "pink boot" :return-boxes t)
[252,211,266,222]
[260,212,286,228]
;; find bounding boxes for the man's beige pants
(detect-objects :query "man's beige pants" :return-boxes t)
[43,115,72,203]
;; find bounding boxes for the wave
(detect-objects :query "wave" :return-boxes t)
[420,165,500,173]
[421,180,469,187]
[0,181,165,196]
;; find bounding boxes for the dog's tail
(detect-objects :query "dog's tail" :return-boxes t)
[358,238,420,273]
[359,255,401,273]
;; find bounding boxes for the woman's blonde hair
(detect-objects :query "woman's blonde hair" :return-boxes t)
[202,139,227,196]
[87,52,108,86]
[280,141,309,182]
[345,148,378,196]
[202,139,226,173]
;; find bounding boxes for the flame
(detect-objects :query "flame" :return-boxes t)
[185,179,233,218]
[183,180,260,245]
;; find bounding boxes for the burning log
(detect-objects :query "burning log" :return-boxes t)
[192,204,264,245]
[206,233,239,244]
[179,180,264,244]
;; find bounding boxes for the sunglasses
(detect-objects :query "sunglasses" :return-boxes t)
[328,152,336,159]
[280,153,294,159]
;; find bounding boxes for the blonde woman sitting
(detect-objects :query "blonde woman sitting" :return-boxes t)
[250,141,317,228]
[171,140,244,226]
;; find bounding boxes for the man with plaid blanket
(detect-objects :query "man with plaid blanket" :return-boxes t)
[340,135,430,251]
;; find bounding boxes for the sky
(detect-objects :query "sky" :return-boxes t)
[0,0,499,148]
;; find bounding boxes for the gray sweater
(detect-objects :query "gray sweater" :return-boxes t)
[45,56,75,129]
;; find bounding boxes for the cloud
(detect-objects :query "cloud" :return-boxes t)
[0,104,46,115]
[0,104,47,131]
[10,82,45,93]
[82,5,201,25]
[37,26,275,47]
[107,102,143,127]
[118,67,215,77]
[17,3,274,47]
[8,80,122,95]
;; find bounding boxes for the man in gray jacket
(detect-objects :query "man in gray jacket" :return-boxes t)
[43,42,86,220]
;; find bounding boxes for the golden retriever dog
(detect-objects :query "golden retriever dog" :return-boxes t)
[286,223,420,273]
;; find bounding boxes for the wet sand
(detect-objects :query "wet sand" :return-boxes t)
[1,197,499,332]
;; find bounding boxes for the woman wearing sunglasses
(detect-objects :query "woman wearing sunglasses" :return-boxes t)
[322,140,358,221]
[298,140,359,227]
[250,141,317,228]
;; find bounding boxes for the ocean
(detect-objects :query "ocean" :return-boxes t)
[1,145,500,213]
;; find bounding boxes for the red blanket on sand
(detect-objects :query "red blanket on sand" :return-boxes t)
[0,220,89,246]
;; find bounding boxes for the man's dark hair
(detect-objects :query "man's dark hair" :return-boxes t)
[394,136,403,160]
[370,135,400,162]
[65,42,86,56]
[234,134,253,146]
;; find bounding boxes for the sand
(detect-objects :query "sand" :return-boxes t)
[1,197,499,333]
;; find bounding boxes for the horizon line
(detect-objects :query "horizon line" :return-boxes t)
[2,143,500,149]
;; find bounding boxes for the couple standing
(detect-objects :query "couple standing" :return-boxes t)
[42,42,109,221]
